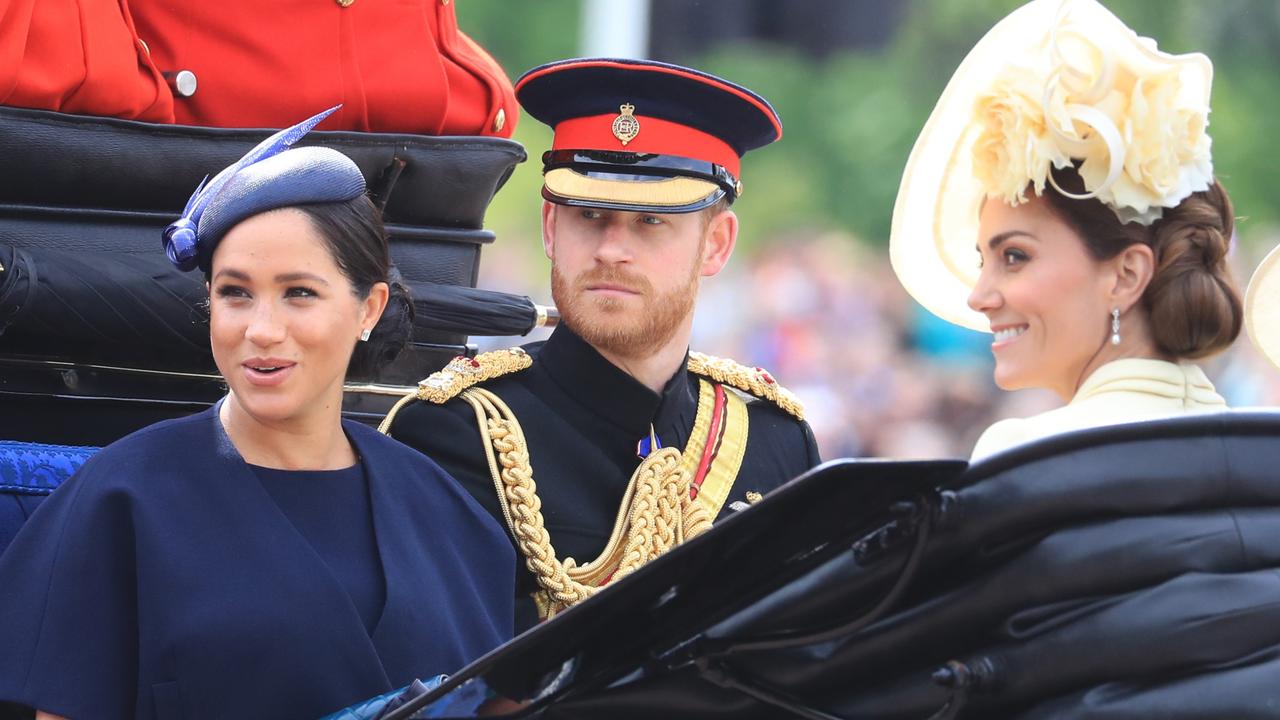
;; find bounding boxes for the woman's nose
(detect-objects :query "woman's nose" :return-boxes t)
[245,303,287,346]
[967,271,1001,316]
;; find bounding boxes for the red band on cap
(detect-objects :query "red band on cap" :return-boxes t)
[517,59,783,142]
[553,114,741,178]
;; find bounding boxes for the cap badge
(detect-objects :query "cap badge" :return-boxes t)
[611,103,640,146]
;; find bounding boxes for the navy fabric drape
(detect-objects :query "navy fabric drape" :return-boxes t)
[0,406,513,720]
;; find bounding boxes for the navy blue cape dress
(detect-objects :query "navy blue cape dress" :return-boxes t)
[0,405,514,719]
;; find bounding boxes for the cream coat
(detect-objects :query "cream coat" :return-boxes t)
[971,358,1227,461]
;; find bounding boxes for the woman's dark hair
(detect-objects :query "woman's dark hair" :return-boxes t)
[1040,165,1241,360]
[294,195,415,378]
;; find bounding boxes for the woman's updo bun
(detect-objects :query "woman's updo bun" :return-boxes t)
[1042,165,1242,360]
[349,271,415,378]
[1141,181,1240,359]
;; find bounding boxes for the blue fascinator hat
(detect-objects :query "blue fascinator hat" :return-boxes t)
[162,106,366,273]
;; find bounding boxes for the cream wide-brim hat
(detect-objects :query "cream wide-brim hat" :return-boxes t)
[889,0,1213,332]
[1245,244,1280,371]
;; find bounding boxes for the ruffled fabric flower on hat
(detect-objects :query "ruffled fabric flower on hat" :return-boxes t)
[973,65,1072,206]
[970,1,1213,225]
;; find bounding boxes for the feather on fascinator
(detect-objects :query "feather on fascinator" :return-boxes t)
[162,106,366,272]
[889,0,1215,332]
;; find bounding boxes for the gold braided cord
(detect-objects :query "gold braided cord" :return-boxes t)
[461,386,714,620]
[464,388,593,611]
[466,394,519,536]
[377,390,419,434]
[687,352,805,420]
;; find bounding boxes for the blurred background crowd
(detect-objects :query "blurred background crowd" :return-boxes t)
[463,0,1280,459]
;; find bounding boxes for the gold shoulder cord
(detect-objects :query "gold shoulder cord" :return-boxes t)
[462,386,716,620]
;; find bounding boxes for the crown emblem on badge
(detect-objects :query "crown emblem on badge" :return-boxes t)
[612,103,640,146]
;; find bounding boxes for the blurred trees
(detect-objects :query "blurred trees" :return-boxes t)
[459,0,1280,253]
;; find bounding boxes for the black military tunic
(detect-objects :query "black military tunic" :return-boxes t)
[389,324,821,631]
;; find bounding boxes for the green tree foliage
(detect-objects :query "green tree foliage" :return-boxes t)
[459,0,1280,252]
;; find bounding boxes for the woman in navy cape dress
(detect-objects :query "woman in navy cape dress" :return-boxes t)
[0,108,514,719]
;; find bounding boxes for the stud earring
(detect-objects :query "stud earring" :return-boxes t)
[359,328,372,342]
[1110,307,1121,346]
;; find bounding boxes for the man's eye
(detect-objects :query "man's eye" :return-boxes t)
[639,215,663,226]
[581,209,603,220]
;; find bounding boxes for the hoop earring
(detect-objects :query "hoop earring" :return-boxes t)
[1110,307,1121,346]
[359,328,372,342]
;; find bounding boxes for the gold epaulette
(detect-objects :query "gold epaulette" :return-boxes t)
[687,352,805,421]
[416,347,533,403]
[378,348,532,434]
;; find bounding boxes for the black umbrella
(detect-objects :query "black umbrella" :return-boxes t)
[0,244,210,354]
[0,245,556,356]
[408,281,557,337]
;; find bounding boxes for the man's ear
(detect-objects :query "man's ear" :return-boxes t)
[541,201,557,260]
[1109,243,1156,312]
[699,208,738,278]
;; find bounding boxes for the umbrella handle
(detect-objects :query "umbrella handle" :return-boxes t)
[535,304,560,329]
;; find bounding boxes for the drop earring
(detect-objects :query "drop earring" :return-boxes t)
[1110,307,1121,346]
[359,328,372,342]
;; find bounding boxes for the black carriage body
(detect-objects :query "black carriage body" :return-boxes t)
[388,413,1280,720]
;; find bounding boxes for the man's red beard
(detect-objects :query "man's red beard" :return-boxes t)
[551,263,699,359]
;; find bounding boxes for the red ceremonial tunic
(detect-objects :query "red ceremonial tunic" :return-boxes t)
[0,0,175,122]
[128,0,519,136]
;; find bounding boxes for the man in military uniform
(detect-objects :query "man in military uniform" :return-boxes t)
[386,58,821,631]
